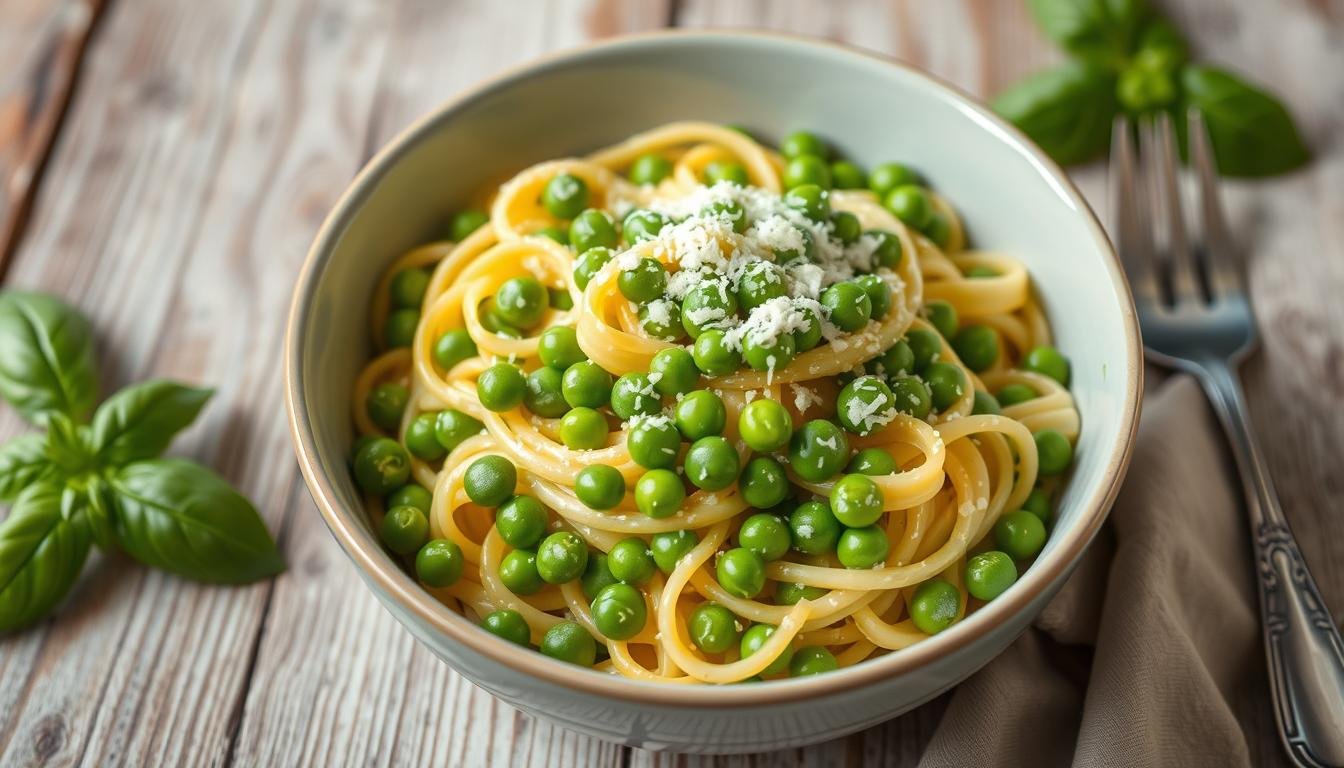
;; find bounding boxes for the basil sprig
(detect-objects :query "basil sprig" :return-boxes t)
[995,0,1309,177]
[0,291,283,633]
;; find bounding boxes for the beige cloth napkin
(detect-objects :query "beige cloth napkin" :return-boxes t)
[919,374,1278,768]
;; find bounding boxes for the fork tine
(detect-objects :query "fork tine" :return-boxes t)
[1187,108,1243,301]
[1146,112,1202,305]
[1109,115,1160,306]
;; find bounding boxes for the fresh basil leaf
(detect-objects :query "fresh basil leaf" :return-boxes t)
[43,412,96,475]
[1137,17,1187,67]
[62,481,114,550]
[994,63,1118,165]
[0,292,98,426]
[1181,66,1310,178]
[91,380,213,466]
[0,481,92,632]
[109,458,284,583]
[0,435,55,500]
[1028,0,1149,65]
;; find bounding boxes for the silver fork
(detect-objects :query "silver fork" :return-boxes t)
[1112,112,1344,767]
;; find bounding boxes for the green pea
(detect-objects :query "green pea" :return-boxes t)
[867,230,903,270]
[389,268,430,309]
[541,173,589,219]
[965,265,999,279]
[910,580,959,636]
[354,438,411,495]
[835,375,896,436]
[573,246,614,290]
[561,360,613,408]
[649,347,699,396]
[889,375,933,419]
[775,582,827,605]
[387,483,432,514]
[736,262,787,312]
[692,329,741,376]
[821,282,872,332]
[704,199,749,233]
[780,130,827,159]
[639,300,684,342]
[618,257,668,304]
[1034,429,1073,475]
[629,153,673,185]
[684,436,740,491]
[494,276,548,329]
[855,275,892,321]
[925,300,958,339]
[847,447,898,476]
[790,646,838,676]
[450,209,490,242]
[869,341,913,379]
[634,468,685,518]
[994,510,1047,560]
[583,554,618,601]
[416,539,464,587]
[783,156,832,190]
[591,583,647,640]
[650,529,698,573]
[481,608,531,646]
[965,551,1018,601]
[404,412,444,461]
[606,373,657,421]
[549,287,574,310]
[972,390,1002,416]
[570,209,618,252]
[742,334,796,373]
[608,537,656,585]
[674,390,725,440]
[740,624,792,676]
[380,504,429,555]
[783,183,830,221]
[384,308,419,348]
[885,184,932,229]
[463,455,516,507]
[523,367,569,418]
[689,602,739,654]
[923,212,952,248]
[830,161,867,190]
[704,161,749,186]
[1021,488,1052,524]
[681,281,738,338]
[477,363,526,412]
[717,547,765,598]
[829,211,861,245]
[479,301,523,337]
[536,531,588,584]
[771,225,816,265]
[836,524,889,569]
[622,209,669,243]
[738,513,790,561]
[352,434,378,461]
[738,398,793,452]
[558,407,607,450]
[366,383,409,431]
[788,419,850,482]
[905,328,943,372]
[996,383,1037,406]
[925,362,968,412]
[433,329,477,372]
[868,162,921,196]
[540,621,597,666]
[951,325,998,373]
[537,225,570,245]
[434,409,483,455]
[740,456,789,509]
[627,417,681,469]
[1023,346,1071,386]
[575,464,625,510]
[830,473,884,527]
[498,549,543,595]
[792,305,823,352]
[496,495,548,549]
[789,500,841,555]
[537,326,586,370]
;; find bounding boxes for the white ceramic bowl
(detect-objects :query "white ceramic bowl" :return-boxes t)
[285,31,1141,753]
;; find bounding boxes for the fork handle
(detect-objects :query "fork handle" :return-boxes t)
[1194,360,1344,767]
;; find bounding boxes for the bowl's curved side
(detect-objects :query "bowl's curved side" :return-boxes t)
[284,29,1141,748]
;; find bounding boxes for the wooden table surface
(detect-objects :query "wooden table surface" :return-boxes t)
[0,0,1340,765]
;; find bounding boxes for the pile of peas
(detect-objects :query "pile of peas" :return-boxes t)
[349,128,1079,674]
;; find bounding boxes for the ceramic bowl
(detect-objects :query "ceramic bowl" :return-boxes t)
[285,31,1141,753]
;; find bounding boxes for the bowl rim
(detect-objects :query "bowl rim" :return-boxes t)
[284,28,1142,709]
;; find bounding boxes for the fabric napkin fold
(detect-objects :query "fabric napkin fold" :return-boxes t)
[918,374,1279,768]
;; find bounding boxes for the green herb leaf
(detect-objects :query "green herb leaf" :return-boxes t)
[109,458,284,583]
[91,379,213,466]
[0,292,98,426]
[62,481,115,550]
[44,412,96,475]
[0,482,92,632]
[1181,65,1310,178]
[994,63,1119,165]
[1028,0,1150,66]
[0,435,56,500]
